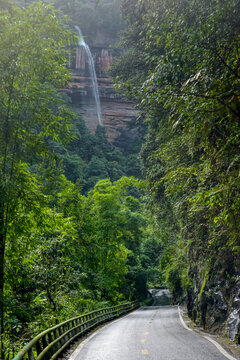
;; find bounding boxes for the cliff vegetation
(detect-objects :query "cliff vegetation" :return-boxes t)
[111,0,240,344]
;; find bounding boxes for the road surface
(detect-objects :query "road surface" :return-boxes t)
[70,302,235,359]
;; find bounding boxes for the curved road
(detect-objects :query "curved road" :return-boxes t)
[70,293,236,360]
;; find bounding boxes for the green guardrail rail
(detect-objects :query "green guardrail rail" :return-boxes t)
[13,301,139,360]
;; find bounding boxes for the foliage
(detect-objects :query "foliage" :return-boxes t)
[46,116,142,193]
[0,1,162,357]
[55,176,148,301]
[54,0,124,44]
[0,1,74,357]
[15,0,124,45]
[3,169,154,356]
[113,0,240,332]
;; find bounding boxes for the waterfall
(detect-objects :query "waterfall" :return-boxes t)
[75,26,102,127]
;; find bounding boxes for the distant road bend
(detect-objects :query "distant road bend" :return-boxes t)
[69,289,236,360]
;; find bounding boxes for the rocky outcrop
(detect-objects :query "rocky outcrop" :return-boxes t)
[227,278,240,342]
[67,37,138,147]
[187,258,240,343]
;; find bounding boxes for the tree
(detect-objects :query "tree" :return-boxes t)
[78,178,135,300]
[0,2,73,355]
[57,176,147,301]
[113,0,240,338]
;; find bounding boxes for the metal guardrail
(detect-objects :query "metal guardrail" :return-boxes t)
[13,301,139,360]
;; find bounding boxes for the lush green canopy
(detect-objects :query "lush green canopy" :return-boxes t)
[111,0,240,338]
[0,6,155,357]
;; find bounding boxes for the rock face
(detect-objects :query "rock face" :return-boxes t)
[150,289,171,306]
[187,258,240,343]
[227,279,240,342]
[67,38,138,146]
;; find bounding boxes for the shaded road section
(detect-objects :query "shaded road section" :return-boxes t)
[70,305,233,360]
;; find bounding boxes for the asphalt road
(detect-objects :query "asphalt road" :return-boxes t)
[70,303,234,360]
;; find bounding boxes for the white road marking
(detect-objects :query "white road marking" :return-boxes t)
[178,306,193,332]
[204,336,237,360]
[178,306,237,360]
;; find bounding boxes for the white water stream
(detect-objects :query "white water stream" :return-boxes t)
[75,26,102,126]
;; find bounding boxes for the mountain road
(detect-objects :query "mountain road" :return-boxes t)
[69,291,237,360]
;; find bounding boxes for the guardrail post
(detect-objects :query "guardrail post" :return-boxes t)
[36,340,42,356]
[27,348,35,360]
[42,334,48,350]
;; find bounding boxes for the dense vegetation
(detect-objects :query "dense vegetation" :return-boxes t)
[0,1,157,358]
[111,0,240,341]
[1,0,240,357]
[52,117,142,194]
[15,0,124,45]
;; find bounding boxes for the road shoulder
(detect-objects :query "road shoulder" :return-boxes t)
[178,306,240,360]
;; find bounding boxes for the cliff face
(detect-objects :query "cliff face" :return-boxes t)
[67,35,138,147]
[185,255,240,343]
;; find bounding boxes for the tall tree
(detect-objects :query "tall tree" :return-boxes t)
[0,2,73,355]
[112,0,240,338]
